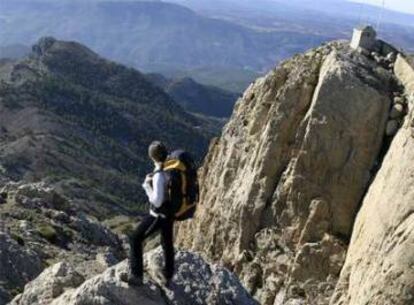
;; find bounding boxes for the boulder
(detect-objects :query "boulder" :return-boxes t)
[385,119,399,136]
[394,54,414,92]
[386,52,396,63]
[0,232,43,303]
[9,263,84,305]
[11,261,165,305]
[393,96,406,105]
[145,248,258,305]
[96,251,119,268]
[389,103,405,119]
[69,213,121,248]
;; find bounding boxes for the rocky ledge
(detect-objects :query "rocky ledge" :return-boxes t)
[9,247,258,305]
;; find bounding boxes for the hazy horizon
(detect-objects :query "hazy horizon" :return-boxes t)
[350,0,414,14]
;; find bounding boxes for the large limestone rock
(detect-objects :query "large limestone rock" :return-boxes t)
[10,261,165,305]
[331,54,414,305]
[0,180,125,303]
[10,248,257,305]
[0,232,43,303]
[177,42,394,304]
[395,54,414,92]
[9,263,85,305]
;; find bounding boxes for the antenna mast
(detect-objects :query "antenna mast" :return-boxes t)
[376,0,386,33]
[358,3,364,26]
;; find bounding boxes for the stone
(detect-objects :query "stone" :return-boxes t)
[19,220,33,232]
[0,232,43,303]
[331,107,414,305]
[69,213,121,248]
[96,251,119,268]
[145,248,258,305]
[176,42,393,305]
[9,262,84,305]
[395,54,414,92]
[389,103,405,119]
[11,248,258,305]
[385,120,399,136]
[394,96,404,105]
[386,52,396,62]
[374,55,383,63]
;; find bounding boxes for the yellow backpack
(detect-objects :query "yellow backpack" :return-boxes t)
[162,150,199,221]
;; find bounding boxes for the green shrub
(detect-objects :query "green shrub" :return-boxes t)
[11,233,25,246]
[37,224,58,244]
[117,222,134,236]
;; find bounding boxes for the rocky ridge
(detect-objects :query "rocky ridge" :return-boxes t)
[0,180,124,303]
[146,73,239,118]
[0,178,258,305]
[331,54,414,305]
[0,37,212,217]
[176,41,410,304]
[9,248,257,305]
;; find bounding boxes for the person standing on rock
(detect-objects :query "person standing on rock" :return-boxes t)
[122,141,199,287]
[122,141,174,286]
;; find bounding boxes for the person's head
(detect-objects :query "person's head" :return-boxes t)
[148,141,168,163]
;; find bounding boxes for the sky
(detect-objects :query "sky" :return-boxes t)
[350,0,414,14]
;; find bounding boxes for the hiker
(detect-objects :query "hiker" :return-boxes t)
[123,141,199,286]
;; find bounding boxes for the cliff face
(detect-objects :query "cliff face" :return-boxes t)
[176,41,399,304]
[331,55,414,305]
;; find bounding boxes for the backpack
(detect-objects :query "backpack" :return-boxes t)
[162,150,199,221]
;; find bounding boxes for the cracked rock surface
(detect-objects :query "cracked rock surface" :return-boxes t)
[176,41,395,304]
[10,247,257,305]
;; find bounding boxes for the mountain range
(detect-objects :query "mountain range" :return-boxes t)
[2,0,412,94]
[147,73,239,118]
[0,0,329,92]
[0,37,213,218]
[172,0,414,53]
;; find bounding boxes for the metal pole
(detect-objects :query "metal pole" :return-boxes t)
[376,0,385,33]
[358,3,364,26]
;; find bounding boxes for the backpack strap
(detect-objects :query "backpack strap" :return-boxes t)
[153,162,164,175]
[163,159,187,172]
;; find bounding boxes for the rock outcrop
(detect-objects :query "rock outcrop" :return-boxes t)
[176,41,396,304]
[10,247,258,305]
[331,55,414,305]
[0,232,43,302]
[0,180,125,303]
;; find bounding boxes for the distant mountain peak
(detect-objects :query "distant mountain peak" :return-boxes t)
[32,36,57,57]
[30,36,100,63]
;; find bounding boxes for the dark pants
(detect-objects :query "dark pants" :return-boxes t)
[129,214,175,279]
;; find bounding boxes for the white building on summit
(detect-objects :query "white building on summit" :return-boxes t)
[350,25,377,51]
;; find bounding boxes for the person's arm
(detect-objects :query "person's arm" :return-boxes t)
[142,172,165,208]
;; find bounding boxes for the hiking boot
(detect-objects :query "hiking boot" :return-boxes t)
[120,271,143,287]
